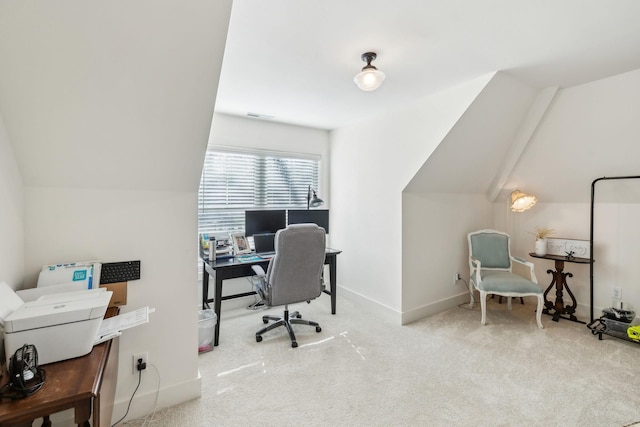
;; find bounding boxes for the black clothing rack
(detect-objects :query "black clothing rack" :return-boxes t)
[589,175,640,343]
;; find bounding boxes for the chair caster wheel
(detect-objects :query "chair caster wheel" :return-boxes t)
[315,326,322,333]
[256,335,262,343]
[291,341,298,348]
[263,318,269,324]
[296,314,302,319]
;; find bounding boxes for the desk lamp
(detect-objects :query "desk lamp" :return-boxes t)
[307,186,324,210]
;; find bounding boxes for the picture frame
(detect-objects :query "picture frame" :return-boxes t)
[546,237,590,259]
[230,233,251,255]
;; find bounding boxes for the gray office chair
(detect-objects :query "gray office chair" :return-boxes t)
[468,229,544,328]
[251,223,326,348]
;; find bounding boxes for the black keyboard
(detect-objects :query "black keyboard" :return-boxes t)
[100,260,141,284]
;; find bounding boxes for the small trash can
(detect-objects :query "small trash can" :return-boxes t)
[198,309,217,353]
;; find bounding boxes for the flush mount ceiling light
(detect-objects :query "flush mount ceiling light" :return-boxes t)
[353,52,385,91]
[510,189,537,213]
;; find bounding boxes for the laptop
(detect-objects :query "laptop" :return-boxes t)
[253,233,276,257]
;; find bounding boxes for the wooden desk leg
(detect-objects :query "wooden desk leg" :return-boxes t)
[213,274,223,346]
[74,399,92,427]
[329,257,337,315]
[41,416,52,427]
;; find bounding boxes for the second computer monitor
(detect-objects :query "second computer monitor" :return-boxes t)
[245,210,286,236]
[287,209,329,234]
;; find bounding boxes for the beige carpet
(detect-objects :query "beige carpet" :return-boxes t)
[123,294,640,426]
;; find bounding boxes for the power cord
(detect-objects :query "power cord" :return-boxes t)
[140,363,163,426]
[111,363,143,426]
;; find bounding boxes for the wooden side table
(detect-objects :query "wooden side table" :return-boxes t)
[0,307,119,427]
[529,253,590,323]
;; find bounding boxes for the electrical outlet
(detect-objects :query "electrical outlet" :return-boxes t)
[612,287,622,300]
[454,273,461,284]
[133,352,148,374]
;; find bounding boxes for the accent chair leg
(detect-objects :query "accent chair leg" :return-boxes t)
[535,294,544,329]
[468,280,476,308]
[480,291,487,325]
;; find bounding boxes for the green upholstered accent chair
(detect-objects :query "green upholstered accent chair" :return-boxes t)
[252,224,326,348]
[467,229,544,328]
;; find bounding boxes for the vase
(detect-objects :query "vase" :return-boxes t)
[535,238,547,256]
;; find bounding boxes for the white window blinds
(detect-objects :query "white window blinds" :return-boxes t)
[198,148,320,236]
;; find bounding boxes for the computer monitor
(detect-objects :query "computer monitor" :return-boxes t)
[287,209,329,234]
[244,210,286,236]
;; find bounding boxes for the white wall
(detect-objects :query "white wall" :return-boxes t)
[501,68,640,321]
[0,1,234,422]
[329,75,493,321]
[0,113,23,289]
[207,113,330,307]
[402,193,493,323]
[401,73,540,323]
[24,187,202,416]
[0,112,23,366]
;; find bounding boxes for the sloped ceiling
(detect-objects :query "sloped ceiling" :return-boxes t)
[215,0,640,131]
[405,68,640,204]
[507,68,640,203]
[0,0,232,192]
[404,72,537,195]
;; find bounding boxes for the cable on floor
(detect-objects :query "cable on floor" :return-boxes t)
[111,368,142,426]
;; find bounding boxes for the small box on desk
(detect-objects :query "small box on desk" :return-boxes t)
[99,282,127,307]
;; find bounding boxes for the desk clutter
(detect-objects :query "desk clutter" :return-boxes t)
[200,233,233,260]
[0,343,47,401]
[0,258,146,368]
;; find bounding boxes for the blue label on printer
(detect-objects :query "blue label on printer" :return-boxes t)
[73,270,87,281]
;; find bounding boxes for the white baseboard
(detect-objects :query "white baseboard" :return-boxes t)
[113,373,202,424]
[401,292,471,325]
[337,285,401,324]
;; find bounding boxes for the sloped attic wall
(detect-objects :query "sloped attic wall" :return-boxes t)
[330,74,492,322]
[0,0,233,420]
[402,72,538,324]
[501,68,640,319]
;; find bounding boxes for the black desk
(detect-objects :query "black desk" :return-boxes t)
[529,252,590,323]
[201,249,341,346]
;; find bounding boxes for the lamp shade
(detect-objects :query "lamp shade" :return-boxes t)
[354,68,386,91]
[307,186,324,209]
[354,52,385,91]
[510,190,537,212]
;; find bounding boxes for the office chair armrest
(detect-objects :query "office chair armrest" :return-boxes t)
[251,265,266,277]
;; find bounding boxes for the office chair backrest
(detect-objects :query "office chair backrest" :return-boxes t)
[266,224,326,306]
[469,230,512,270]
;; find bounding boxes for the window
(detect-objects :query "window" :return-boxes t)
[198,148,320,236]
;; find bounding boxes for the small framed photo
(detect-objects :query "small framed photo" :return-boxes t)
[230,233,251,255]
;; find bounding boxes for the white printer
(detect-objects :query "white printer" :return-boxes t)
[0,282,112,366]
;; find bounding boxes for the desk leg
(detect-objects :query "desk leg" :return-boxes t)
[329,257,337,315]
[74,399,91,427]
[202,261,210,310]
[214,275,223,346]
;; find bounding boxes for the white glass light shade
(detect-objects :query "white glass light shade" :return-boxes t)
[510,190,537,213]
[354,68,386,91]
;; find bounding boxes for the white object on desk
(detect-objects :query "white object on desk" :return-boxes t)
[37,260,101,289]
[0,283,112,366]
[96,306,152,339]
